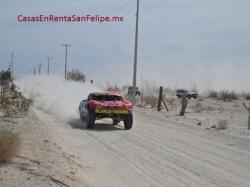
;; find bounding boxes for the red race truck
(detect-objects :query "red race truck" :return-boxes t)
[79,92,133,130]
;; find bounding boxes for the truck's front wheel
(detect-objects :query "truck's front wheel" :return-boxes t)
[124,111,133,130]
[80,114,84,121]
[86,109,95,129]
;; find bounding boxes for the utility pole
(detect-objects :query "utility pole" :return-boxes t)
[11,52,14,80]
[38,63,42,75]
[141,76,144,105]
[47,57,52,75]
[61,44,71,79]
[34,67,36,76]
[132,0,140,104]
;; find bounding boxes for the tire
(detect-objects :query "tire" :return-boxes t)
[113,119,119,125]
[86,109,95,129]
[124,111,133,130]
[80,113,84,121]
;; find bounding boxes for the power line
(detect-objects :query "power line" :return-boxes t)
[142,0,168,13]
[33,67,36,76]
[61,44,72,79]
[111,0,126,13]
[38,63,42,75]
[47,57,52,75]
[116,0,129,13]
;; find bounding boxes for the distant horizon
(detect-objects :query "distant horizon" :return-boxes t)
[1,0,250,92]
[11,74,250,94]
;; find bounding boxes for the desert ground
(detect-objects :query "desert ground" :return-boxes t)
[1,97,250,187]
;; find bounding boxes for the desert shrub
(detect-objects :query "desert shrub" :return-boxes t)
[209,90,218,98]
[67,69,85,82]
[10,85,15,92]
[0,88,30,116]
[216,120,227,130]
[218,90,238,102]
[19,98,30,112]
[0,70,11,81]
[0,97,10,109]
[143,96,158,108]
[0,131,20,163]
[242,92,250,100]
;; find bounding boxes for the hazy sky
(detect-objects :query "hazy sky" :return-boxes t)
[0,0,250,91]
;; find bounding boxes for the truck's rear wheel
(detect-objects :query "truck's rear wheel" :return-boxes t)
[86,109,95,129]
[124,111,133,130]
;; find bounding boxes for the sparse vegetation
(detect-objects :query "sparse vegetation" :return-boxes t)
[0,130,20,163]
[208,90,238,102]
[0,83,30,116]
[143,96,158,108]
[209,90,218,98]
[218,90,238,101]
[67,69,86,82]
[242,92,250,100]
[0,69,11,81]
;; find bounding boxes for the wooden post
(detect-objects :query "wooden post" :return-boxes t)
[179,95,188,116]
[162,98,169,112]
[157,86,163,111]
[242,102,250,130]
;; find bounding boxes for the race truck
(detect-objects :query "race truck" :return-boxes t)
[79,92,133,130]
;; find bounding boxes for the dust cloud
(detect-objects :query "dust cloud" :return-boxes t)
[15,75,102,122]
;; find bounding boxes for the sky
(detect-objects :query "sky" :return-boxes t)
[0,0,250,92]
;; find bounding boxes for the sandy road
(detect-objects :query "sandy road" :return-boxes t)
[35,107,250,187]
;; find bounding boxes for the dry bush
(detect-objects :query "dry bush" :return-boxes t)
[143,96,158,108]
[216,120,227,130]
[245,95,250,100]
[66,69,85,82]
[0,131,20,163]
[218,90,238,102]
[208,90,218,98]
[0,84,31,116]
[242,92,250,100]
[18,95,31,112]
[209,90,239,101]
[0,96,12,116]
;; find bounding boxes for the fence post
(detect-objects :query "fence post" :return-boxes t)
[158,86,163,111]
[242,102,250,130]
[179,95,188,116]
[162,97,169,112]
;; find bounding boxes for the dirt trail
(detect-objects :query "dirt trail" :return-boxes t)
[32,107,250,187]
